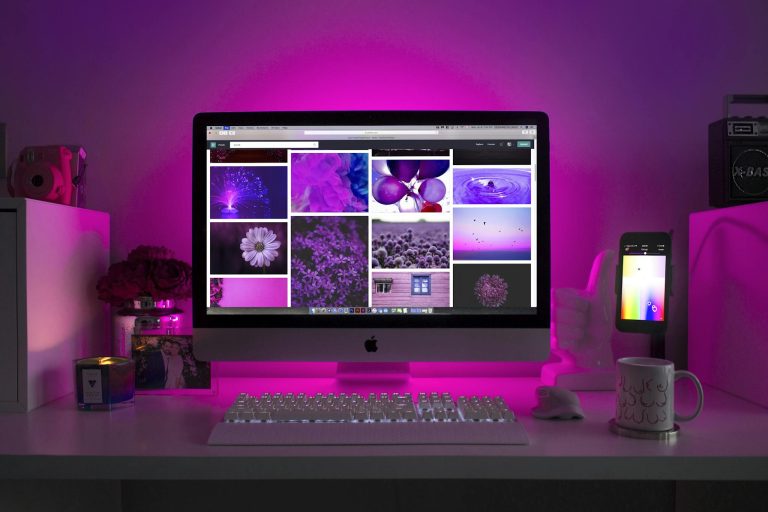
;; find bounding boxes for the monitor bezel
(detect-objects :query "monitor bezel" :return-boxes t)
[193,111,550,329]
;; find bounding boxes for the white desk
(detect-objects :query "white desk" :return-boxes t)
[1,378,766,481]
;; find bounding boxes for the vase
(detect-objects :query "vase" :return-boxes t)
[112,296,183,357]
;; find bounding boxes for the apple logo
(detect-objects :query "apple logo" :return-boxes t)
[364,336,378,353]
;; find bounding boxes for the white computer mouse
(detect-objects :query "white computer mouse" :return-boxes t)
[532,386,585,420]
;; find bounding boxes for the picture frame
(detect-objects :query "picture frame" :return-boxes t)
[131,334,212,394]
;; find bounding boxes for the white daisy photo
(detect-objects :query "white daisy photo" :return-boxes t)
[240,227,281,268]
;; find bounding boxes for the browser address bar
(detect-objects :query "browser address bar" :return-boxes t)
[229,141,319,149]
[303,130,439,135]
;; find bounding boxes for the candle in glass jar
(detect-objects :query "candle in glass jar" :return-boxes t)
[75,357,135,410]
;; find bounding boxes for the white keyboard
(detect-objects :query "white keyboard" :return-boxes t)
[208,392,529,445]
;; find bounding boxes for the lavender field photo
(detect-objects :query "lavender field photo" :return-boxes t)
[371,217,450,269]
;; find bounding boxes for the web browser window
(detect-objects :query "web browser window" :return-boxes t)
[204,125,538,316]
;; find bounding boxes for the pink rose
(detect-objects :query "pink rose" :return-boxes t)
[151,259,192,299]
[97,261,147,305]
[96,245,192,305]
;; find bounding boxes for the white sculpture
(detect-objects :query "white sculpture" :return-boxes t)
[541,250,618,390]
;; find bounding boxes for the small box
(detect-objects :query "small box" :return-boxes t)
[689,202,768,407]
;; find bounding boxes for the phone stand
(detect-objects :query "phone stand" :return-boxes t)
[541,250,617,390]
[650,334,666,359]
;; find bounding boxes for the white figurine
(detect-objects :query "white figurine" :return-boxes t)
[541,250,618,390]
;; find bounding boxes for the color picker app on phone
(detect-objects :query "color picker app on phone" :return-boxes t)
[620,255,666,321]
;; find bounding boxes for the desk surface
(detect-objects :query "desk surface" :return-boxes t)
[1,377,767,481]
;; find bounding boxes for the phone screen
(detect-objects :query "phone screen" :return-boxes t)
[620,240,669,322]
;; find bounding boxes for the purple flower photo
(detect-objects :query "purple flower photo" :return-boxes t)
[291,216,368,307]
[240,227,281,268]
[210,222,287,275]
[371,218,450,269]
[453,263,531,309]
[291,153,368,212]
[473,274,508,308]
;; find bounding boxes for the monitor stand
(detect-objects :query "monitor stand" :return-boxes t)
[335,362,411,382]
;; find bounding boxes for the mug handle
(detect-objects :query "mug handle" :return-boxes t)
[674,370,704,422]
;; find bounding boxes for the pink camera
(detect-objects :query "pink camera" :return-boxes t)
[8,145,86,207]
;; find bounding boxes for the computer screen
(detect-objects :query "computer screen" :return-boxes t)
[193,112,550,361]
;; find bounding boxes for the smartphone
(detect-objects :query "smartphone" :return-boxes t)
[616,232,671,334]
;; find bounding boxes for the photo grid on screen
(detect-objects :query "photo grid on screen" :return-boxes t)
[205,129,537,312]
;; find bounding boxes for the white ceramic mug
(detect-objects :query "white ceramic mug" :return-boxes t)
[615,357,704,432]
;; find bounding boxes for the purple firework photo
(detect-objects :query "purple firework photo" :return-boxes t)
[291,153,368,213]
[372,218,450,269]
[371,159,451,213]
[209,166,287,219]
[291,216,368,307]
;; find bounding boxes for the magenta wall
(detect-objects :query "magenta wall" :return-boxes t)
[2,1,767,365]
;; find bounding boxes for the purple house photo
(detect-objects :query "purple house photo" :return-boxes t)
[371,272,450,307]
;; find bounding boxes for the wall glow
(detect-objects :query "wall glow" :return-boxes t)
[3,1,768,368]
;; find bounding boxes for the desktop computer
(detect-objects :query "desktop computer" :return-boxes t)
[192,111,550,444]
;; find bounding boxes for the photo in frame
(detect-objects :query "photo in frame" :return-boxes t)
[131,334,211,393]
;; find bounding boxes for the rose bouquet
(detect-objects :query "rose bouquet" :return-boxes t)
[97,245,192,308]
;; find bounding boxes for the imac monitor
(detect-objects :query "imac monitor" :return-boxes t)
[193,112,550,361]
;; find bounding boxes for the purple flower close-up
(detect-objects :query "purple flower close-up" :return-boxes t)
[240,227,281,268]
[474,274,508,308]
[209,222,288,274]
[291,217,368,306]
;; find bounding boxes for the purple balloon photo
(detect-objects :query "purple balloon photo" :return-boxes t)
[418,179,446,203]
[371,159,451,213]
[387,160,420,182]
[417,160,450,180]
[372,176,409,205]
